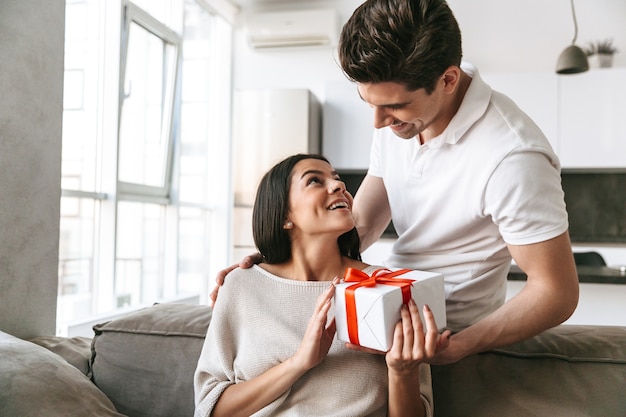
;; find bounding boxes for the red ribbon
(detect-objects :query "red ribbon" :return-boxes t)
[343,268,414,346]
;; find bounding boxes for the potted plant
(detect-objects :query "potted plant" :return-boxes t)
[584,39,619,68]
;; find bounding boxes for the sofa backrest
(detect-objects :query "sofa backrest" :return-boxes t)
[432,325,626,417]
[89,303,212,417]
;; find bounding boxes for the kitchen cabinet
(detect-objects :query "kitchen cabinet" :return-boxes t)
[232,89,321,262]
[486,68,626,168]
[558,68,626,168]
[507,279,626,326]
[323,78,374,169]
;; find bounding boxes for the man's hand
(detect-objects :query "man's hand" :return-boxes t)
[429,333,464,364]
[209,253,263,305]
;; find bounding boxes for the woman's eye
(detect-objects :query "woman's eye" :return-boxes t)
[307,177,321,185]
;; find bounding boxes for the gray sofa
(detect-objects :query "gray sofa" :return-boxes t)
[1,302,625,417]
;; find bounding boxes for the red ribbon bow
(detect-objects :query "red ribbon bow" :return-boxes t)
[343,268,414,346]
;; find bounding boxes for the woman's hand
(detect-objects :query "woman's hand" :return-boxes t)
[344,300,451,362]
[289,278,338,373]
[385,300,451,417]
[386,300,451,372]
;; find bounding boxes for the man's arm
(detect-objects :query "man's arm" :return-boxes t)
[432,231,579,364]
[352,174,393,252]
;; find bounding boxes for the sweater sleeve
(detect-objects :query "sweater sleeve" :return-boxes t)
[193,283,237,417]
[419,364,434,417]
[193,269,292,417]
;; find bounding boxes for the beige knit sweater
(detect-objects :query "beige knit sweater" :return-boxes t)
[194,264,433,417]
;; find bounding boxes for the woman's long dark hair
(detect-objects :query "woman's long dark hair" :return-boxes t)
[252,154,361,264]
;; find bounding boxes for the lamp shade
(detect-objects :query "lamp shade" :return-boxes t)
[556,45,589,74]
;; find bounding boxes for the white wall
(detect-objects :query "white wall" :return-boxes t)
[233,0,626,99]
[450,0,626,73]
[0,0,64,338]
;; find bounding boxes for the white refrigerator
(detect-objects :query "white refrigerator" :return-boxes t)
[231,89,321,262]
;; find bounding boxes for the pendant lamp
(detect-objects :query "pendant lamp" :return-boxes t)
[556,0,589,74]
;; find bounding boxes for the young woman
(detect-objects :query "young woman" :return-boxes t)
[194,154,444,417]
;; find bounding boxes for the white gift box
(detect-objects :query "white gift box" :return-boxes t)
[335,268,446,351]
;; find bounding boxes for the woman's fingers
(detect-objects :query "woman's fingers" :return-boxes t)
[307,284,333,335]
[312,279,335,314]
[401,302,416,358]
[409,299,426,354]
[295,279,339,372]
[421,304,440,358]
[389,300,444,367]
[326,317,336,335]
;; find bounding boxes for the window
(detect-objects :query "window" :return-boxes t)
[58,0,234,336]
[118,4,179,197]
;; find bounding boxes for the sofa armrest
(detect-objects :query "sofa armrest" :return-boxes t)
[0,331,124,417]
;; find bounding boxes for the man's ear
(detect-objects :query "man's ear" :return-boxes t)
[441,66,461,92]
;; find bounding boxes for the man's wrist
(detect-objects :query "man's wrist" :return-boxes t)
[430,332,474,365]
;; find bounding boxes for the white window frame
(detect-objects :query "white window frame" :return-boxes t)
[58,0,235,336]
[117,1,181,201]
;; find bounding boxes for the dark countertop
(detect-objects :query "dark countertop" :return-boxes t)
[508,264,626,285]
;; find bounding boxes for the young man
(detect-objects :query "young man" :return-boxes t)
[214,0,579,365]
[336,0,578,364]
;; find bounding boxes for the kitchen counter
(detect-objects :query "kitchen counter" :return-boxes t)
[508,264,626,284]
[507,264,626,326]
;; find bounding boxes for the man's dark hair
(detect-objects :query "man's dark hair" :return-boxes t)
[252,154,361,264]
[338,0,462,94]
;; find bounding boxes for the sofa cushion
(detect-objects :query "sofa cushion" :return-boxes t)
[0,330,124,417]
[90,303,212,417]
[29,335,92,375]
[432,325,626,417]
[493,325,626,363]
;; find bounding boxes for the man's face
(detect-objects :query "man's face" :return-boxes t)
[357,79,445,141]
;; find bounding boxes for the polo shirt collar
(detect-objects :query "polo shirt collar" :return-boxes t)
[427,62,492,148]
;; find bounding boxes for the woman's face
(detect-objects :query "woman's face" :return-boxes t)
[286,158,355,238]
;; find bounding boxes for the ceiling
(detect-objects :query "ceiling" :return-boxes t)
[231,0,333,11]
